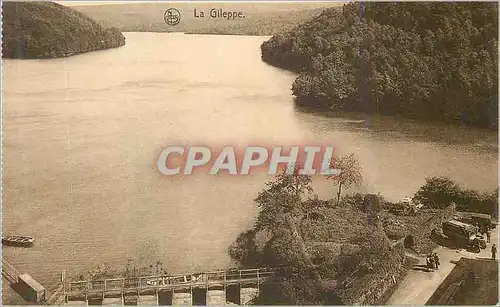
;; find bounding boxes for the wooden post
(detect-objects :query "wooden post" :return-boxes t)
[257,270,260,296]
[171,286,174,304]
[137,277,140,300]
[190,278,193,305]
[223,271,227,301]
[238,270,242,302]
[122,278,125,305]
[61,270,66,305]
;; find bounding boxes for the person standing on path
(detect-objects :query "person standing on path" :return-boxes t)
[492,244,497,260]
[433,253,440,269]
[428,254,435,271]
[486,231,491,243]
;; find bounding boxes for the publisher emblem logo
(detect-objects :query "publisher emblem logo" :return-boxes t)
[164,8,181,26]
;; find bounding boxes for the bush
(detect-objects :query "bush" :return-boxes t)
[362,194,383,213]
[413,177,462,208]
[228,229,262,268]
[383,221,408,240]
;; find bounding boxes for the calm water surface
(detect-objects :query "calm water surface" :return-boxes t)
[2,33,498,289]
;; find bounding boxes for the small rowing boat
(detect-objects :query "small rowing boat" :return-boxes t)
[2,236,35,247]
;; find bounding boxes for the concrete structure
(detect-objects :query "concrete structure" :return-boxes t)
[206,290,225,305]
[102,297,123,305]
[172,292,192,305]
[18,273,47,303]
[239,288,259,305]
[2,258,48,304]
[2,259,272,305]
[67,300,89,306]
[137,295,157,305]
[64,268,274,305]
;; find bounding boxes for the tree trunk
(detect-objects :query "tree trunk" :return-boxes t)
[285,213,323,287]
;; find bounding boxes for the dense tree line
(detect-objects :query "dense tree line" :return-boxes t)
[414,176,498,216]
[261,2,498,129]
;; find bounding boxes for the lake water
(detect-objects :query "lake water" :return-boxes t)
[2,32,498,290]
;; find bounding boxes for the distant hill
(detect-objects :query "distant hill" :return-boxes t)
[2,1,125,59]
[73,3,342,35]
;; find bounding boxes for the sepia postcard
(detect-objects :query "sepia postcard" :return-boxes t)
[1,0,498,306]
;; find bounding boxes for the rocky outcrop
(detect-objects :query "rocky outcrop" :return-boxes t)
[2,1,125,59]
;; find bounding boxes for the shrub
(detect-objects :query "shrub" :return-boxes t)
[228,229,262,268]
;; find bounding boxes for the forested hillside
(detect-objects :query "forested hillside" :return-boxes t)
[261,2,498,129]
[73,3,341,35]
[2,2,125,59]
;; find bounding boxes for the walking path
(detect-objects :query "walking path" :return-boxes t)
[386,226,498,305]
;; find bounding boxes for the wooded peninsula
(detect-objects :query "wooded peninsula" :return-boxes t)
[261,2,498,129]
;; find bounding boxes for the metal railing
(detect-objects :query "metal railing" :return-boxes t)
[66,268,275,297]
[44,285,64,305]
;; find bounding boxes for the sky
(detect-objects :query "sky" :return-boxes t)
[57,1,143,6]
[57,0,345,6]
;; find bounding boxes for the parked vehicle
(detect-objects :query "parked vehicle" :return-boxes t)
[453,212,494,231]
[441,220,486,252]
